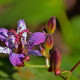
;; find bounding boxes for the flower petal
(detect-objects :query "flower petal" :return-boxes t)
[9,53,25,66]
[0,46,12,54]
[0,28,8,44]
[7,38,16,50]
[28,50,42,56]
[17,19,27,40]
[7,33,16,44]
[27,32,46,51]
[0,28,16,49]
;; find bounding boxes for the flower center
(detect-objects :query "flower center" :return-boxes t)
[8,28,31,54]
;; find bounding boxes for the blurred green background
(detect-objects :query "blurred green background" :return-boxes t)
[0,0,80,80]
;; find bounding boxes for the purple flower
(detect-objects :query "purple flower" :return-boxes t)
[0,19,46,67]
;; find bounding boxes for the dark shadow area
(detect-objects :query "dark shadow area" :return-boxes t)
[67,0,80,18]
[0,57,17,80]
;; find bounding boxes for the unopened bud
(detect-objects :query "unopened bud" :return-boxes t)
[48,49,61,75]
[44,34,53,50]
[47,16,56,34]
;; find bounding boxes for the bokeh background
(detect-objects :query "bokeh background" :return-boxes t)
[0,0,80,80]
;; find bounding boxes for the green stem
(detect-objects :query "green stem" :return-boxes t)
[61,71,71,74]
[25,63,49,68]
[46,57,50,67]
[60,71,71,80]
[45,49,50,67]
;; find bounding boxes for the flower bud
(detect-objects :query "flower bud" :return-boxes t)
[48,49,61,75]
[44,34,53,50]
[47,16,56,34]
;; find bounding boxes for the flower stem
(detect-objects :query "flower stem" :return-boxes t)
[59,75,66,80]
[61,71,71,74]
[45,49,50,67]
[25,63,49,68]
[60,71,71,80]
[59,61,80,80]
[70,60,80,72]
[46,57,50,67]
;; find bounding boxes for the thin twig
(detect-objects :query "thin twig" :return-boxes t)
[70,61,80,72]
[59,75,66,80]
[60,70,71,80]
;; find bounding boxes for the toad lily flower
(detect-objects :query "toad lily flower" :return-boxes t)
[0,19,46,67]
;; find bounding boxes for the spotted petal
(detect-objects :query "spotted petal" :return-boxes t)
[17,19,27,40]
[28,50,42,56]
[7,38,16,50]
[0,28,15,49]
[0,28,8,45]
[9,53,25,66]
[27,32,46,51]
[0,46,12,54]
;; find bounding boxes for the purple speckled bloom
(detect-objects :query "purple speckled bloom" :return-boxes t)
[0,19,45,67]
[0,19,28,66]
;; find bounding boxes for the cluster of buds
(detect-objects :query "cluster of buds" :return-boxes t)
[39,17,80,80]
[39,16,62,75]
[40,17,56,58]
